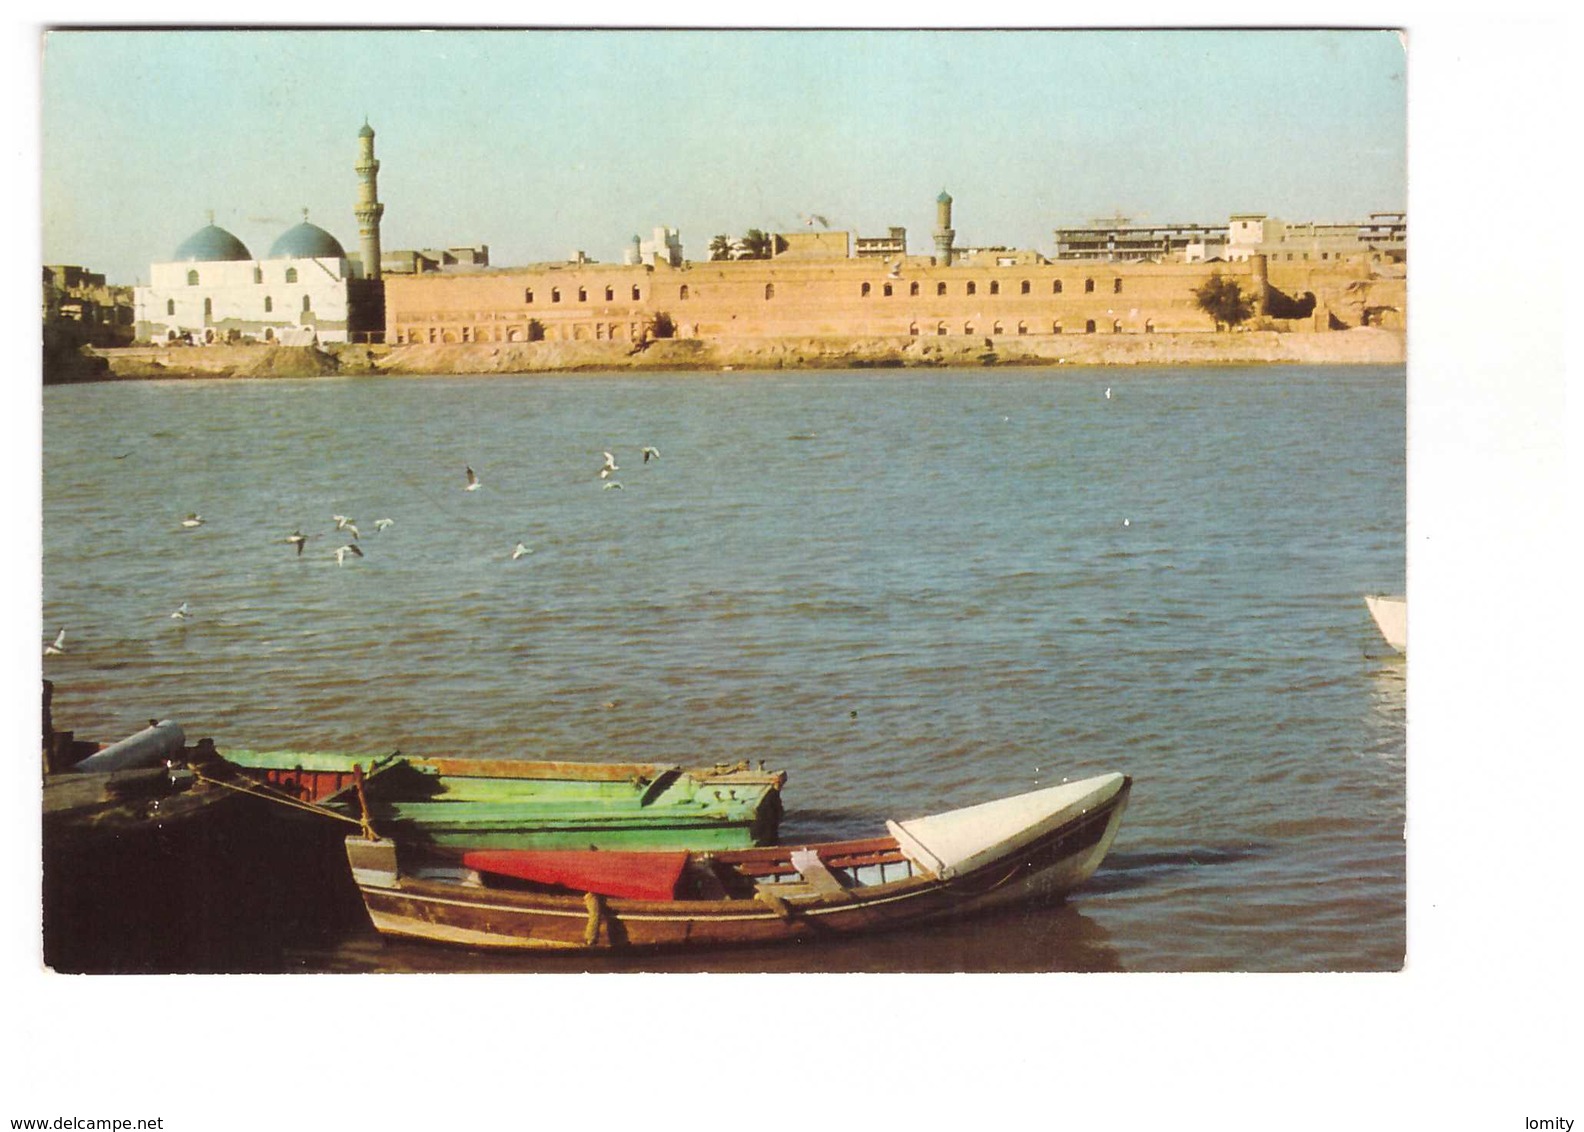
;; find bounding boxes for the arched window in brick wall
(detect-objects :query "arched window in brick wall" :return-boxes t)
[1112,318,1122,333]
[910,282,920,296]
[680,285,689,300]
[187,270,199,286]
[861,282,871,297]
[992,321,1004,335]
[764,284,775,300]
[286,268,298,283]
[937,282,947,296]
[1084,278,1094,293]
[1021,280,1031,294]
[1052,321,1062,334]
[937,322,948,336]
[525,289,534,303]
[605,286,614,301]
[1113,278,1123,294]
[1053,279,1063,294]
[551,288,561,302]
[578,287,587,302]
[966,281,977,296]
[1017,321,1028,335]
[632,285,641,300]
[1085,319,1096,333]
[989,281,1000,295]
[883,283,893,297]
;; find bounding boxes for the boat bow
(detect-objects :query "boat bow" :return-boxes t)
[885,772,1128,880]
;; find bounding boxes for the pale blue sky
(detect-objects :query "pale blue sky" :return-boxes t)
[42,28,1406,284]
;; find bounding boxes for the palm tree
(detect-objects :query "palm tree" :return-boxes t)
[708,234,737,261]
[739,229,773,260]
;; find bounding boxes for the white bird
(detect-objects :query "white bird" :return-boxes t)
[602,481,624,490]
[599,452,619,478]
[1122,518,1131,527]
[44,628,65,656]
[641,446,660,463]
[285,530,309,556]
[170,602,189,620]
[511,542,532,560]
[465,466,482,491]
[181,513,204,528]
[335,544,364,566]
[342,522,361,540]
[374,518,394,532]
[1105,387,1112,399]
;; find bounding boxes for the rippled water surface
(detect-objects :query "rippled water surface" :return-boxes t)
[41,365,1405,972]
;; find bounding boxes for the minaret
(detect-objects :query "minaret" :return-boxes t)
[933,189,955,266]
[354,120,384,281]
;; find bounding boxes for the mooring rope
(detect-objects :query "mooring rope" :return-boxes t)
[188,767,368,828]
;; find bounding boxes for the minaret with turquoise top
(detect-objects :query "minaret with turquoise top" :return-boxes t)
[354,119,384,280]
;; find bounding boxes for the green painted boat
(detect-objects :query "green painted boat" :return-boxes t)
[217,749,787,851]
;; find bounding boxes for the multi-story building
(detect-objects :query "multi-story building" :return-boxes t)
[1227,212,1406,264]
[1054,218,1226,262]
[854,227,907,259]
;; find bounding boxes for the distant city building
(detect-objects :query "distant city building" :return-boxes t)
[855,227,907,259]
[771,230,851,259]
[954,246,1048,267]
[1053,218,1225,262]
[381,245,491,275]
[1227,212,1405,264]
[638,227,683,268]
[44,264,134,348]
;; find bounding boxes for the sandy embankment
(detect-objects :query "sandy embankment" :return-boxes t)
[82,328,1403,382]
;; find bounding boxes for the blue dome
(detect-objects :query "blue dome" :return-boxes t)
[173,223,252,262]
[268,221,347,260]
[358,121,375,138]
[936,189,953,204]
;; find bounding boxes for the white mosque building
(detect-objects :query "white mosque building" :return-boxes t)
[133,123,387,346]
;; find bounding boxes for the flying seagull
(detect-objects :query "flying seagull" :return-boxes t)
[602,481,624,490]
[181,513,204,528]
[286,530,309,556]
[1105,387,1112,399]
[335,544,364,566]
[641,446,661,463]
[511,542,532,560]
[374,518,394,532]
[170,602,189,620]
[44,628,65,656]
[342,522,361,540]
[465,466,482,491]
[599,452,619,478]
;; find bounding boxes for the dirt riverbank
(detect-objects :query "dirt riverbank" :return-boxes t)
[68,329,1403,383]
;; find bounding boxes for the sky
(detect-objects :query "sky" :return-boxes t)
[40,28,1406,284]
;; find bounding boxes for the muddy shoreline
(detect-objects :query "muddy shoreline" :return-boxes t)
[55,329,1404,384]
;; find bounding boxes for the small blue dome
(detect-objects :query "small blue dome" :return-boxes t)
[174,223,252,262]
[269,221,347,260]
[358,121,375,138]
[937,189,953,204]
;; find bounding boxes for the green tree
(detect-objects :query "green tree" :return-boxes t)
[739,229,773,260]
[1193,273,1253,330]
[708,235,737,261]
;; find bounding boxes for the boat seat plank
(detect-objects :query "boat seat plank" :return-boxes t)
[790,848,849,897]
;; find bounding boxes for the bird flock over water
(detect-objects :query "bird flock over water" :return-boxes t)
[43,444,663,655]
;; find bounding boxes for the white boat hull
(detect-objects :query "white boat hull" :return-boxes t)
[1365,594,1406,653]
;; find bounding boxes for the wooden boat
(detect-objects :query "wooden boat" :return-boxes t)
[344,771,1131,953]
[219,748,787,850]
[1364,593,1407,653]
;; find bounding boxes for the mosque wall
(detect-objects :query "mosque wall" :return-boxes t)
[135,256,354,343]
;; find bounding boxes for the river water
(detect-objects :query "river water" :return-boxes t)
[40,364,1404,973]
